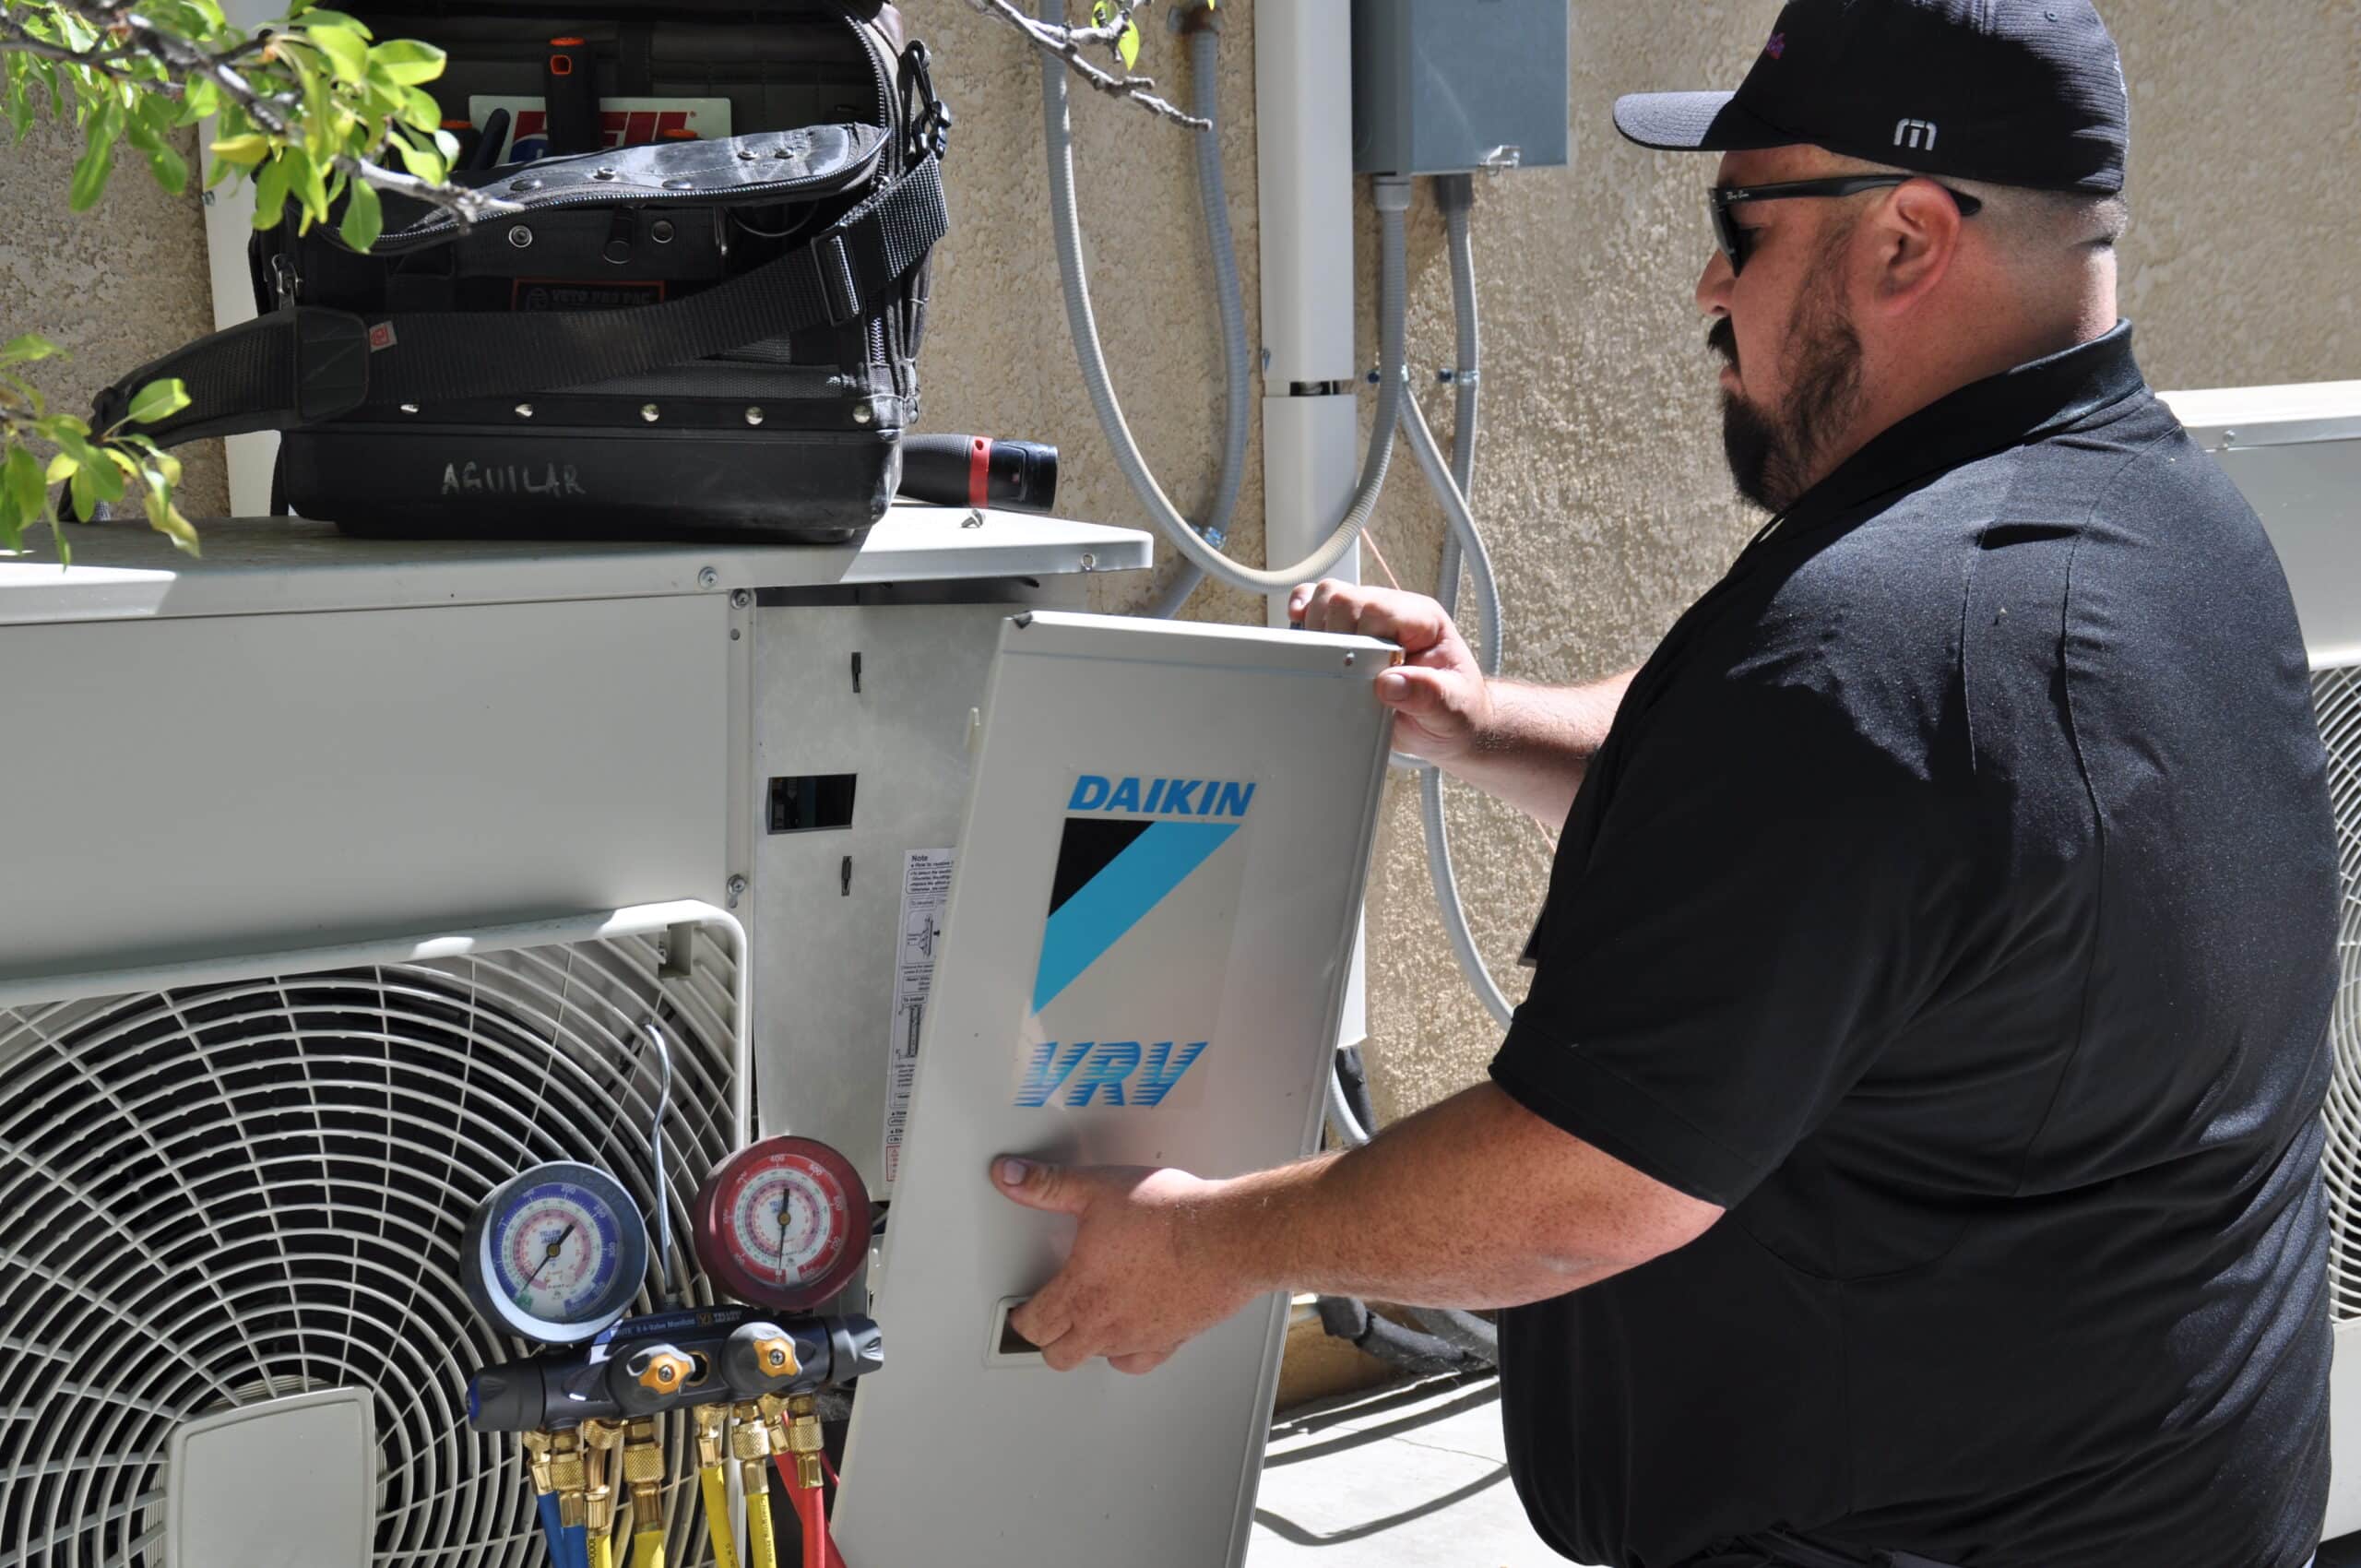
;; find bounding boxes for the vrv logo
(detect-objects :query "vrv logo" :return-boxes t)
[1894,118,1940,151]
[1015,1040,1207,1108]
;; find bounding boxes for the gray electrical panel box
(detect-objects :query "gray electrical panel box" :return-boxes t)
[1352,0,1571,176]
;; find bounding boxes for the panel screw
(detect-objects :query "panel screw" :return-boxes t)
[698,566,719,588]
[661,180,694,192]
[1078,552,1097,571]
[593,166,617,181]
[730,628,742,641]
[641,403,661,422]
[730,588,753,609]
[737,148,757,161]
[651,220,676,243]
[851,403,874,426]
[508,177,543,193]
[726,873,749,908]
[1344,651,1357,666]
[745,406,765,426]
[507,225,534,249]
[515,402,534,418]
[399,402,421,414]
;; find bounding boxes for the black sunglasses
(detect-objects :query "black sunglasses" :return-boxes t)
[1710,175,1985,275]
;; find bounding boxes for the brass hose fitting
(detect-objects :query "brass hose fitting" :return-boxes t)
[550,1428,589,1531]
[622,1414,666,1524]
[522,1429,558,1496]
[691,1405,730,1473]
[730,1398,773,1491]
[777,1393,824,1492]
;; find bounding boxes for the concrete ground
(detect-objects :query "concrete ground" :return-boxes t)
[1248,1374,1584,1568]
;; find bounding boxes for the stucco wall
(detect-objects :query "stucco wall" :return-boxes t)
[2,1,2353,1119]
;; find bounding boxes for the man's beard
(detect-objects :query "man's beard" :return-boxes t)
[1714,268,1865,514]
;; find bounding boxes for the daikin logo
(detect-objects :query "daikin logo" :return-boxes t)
[1067,775,1256,818]
[1015,1040,1208,1108]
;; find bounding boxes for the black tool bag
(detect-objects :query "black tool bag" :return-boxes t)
[93,2,948,544]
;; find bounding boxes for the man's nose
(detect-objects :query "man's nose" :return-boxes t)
[1696,248,1734,317]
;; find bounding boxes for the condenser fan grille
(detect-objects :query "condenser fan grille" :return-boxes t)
[0,929,739,1568]
[2317,665,2361,1324]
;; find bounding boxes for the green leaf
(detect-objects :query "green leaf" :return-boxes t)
[4,445,47,536]
[396,85,441,133]
[391,133,445,184]
[367,38,447,86]
[125,109,189,196]
[251,150,294,228]
[143,488,202,556]
[68,103,120,211]
[210,132,271,167]
[0,333,64,367]
[178,76,219,125]
[338,177,383,251]
[305,22,370,85]
[44,451,77,484]
[77,442,125,503]
[125,378,193,427]
[286,144,329,226]
[301,8,374,39]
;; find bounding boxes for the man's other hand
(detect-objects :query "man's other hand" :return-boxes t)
[992,1156,1261,1374]
[1287,580,1491,766]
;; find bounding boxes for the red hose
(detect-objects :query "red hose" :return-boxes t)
[772,1457,842,1568]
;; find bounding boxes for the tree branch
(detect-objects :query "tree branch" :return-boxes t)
[964,0,1209,130]
[0,14,171,92]
[336,153,516,226]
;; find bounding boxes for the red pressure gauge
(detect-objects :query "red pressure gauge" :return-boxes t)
[692,1135,872,1311]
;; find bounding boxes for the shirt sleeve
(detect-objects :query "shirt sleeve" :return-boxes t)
[1489,662,1974,1208]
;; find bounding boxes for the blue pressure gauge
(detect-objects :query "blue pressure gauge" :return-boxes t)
[463,1161,648,1345]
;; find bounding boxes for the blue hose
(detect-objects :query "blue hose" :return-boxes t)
[535,1492,566,1568]
[560,1520,590,1568]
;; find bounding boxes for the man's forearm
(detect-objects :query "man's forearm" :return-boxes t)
[1188,1081,1711,1311]
[1449,671,1636,830]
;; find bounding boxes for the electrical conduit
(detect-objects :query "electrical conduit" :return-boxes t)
[1039,3,1409,596]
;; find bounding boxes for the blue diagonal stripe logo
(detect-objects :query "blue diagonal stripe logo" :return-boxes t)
[1031,820,1239,1014]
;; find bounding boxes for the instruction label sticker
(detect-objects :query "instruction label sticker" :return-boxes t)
[883,848,954,1192]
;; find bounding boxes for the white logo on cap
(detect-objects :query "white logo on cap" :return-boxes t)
[1894,118,1940,150]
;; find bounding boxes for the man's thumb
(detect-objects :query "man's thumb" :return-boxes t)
[1374,665,1458,717]
[993,1156,1085,1213]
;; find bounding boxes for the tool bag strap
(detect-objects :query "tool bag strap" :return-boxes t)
[95,150,947,448]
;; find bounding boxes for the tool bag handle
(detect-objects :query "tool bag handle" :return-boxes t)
[92,148,946,449]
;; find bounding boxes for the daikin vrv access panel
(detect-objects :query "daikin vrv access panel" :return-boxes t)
[833,612,1397,1568]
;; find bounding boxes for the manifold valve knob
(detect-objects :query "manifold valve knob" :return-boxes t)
[629,1346,694,1397]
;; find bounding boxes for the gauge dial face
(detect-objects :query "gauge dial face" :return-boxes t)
[694,1137,871,1310]
[465,1161,647,1345]
[493,1181,624,1324]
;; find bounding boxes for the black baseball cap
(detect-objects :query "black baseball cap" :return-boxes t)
[1615,0,2130,194]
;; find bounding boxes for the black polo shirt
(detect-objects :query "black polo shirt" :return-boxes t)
[1490,325,2337,1568]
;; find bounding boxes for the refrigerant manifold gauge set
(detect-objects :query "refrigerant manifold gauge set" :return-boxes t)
[459,1135,880,1568]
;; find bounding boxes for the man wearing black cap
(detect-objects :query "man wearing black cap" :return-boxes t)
[991,4,2338,1565]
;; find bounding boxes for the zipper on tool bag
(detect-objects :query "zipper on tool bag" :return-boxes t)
[367,129,891,254]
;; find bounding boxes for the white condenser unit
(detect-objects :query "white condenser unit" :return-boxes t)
[0,510,1146,1568]
[2161,381,2361,1541]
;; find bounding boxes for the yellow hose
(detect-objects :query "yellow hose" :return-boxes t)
[630,1528,667,1568]
[699,1467,739,1568]
[587,1530,616,1568]
[743,1489,780,1568]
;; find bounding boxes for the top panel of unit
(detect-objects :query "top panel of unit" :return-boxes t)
[0,505,1154,626]
[2161,380,2361,451]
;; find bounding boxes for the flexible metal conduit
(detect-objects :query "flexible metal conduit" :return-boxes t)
[1145,21,1252,617]
[1039,5,1408,596]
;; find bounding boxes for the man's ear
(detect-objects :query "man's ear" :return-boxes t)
[1867,178,1966,315]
